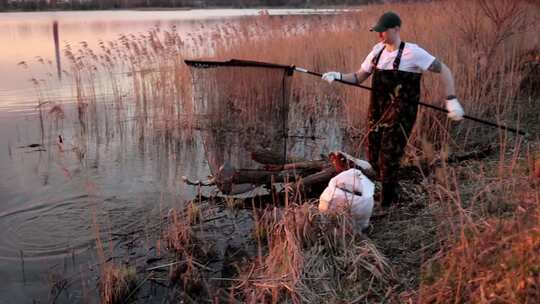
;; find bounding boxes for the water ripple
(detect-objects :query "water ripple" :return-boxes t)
[0,194,151,261]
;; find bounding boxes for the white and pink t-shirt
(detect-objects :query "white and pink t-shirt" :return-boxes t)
[359,42,436,74]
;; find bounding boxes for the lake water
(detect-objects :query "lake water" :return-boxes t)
[0,9,354,303]
[0,8,353,111]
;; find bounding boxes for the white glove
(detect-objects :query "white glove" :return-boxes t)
[322,71,341,83]
[446,98,464,121]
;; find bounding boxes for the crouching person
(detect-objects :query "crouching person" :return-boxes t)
[319,168,375,231]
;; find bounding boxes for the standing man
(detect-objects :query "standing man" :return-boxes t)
[322,11,465,207]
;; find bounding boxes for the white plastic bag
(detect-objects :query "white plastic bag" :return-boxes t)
[319,168,375,229]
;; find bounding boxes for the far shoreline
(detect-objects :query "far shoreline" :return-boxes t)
[0,5,364,14]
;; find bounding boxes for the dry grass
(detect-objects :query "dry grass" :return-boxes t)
[162,207,215,298]
[99,264,138,304]
[193,4,538,301]
[207,0,539,150]
[21,0,540,302]
[398,125,539,303]
[419,188,540,303]
[231,203,396,303]
[89,199,140,304]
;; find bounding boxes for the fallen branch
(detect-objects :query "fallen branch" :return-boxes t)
[182,151,375,196]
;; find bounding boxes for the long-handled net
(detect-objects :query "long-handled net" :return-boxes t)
[185,58,528,192]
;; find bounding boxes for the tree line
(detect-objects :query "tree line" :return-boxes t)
[0,0,376,11]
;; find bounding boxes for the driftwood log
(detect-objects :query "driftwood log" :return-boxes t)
[182,143,499,196]
[182,150,376,195]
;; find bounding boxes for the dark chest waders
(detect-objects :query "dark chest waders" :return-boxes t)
[367,41,422,207]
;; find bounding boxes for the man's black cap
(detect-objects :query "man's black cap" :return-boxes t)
[370,11,402,32]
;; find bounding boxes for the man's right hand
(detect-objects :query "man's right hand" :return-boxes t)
[445,98,465,121]
[322,71,342,83]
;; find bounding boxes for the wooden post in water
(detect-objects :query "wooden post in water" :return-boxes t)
[20,249,25,284]
[53,21,61,81]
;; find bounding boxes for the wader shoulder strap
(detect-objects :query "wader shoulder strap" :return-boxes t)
[393,41,406,70]
[371,45,386,68]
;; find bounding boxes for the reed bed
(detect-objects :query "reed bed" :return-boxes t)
[22,0,540,302]
[419,177,540,303]
[29,0,538,152]
[209,0,539,152]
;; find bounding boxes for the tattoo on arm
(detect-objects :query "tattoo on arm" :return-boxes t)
[428,58,442,73]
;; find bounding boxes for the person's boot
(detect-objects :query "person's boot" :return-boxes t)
[381,181,399,208]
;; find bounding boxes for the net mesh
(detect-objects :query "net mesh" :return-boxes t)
[187,61,293,175]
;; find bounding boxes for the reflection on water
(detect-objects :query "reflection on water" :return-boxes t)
[0,9,353,111]
[0,102,209,253]
[0,100,212,302]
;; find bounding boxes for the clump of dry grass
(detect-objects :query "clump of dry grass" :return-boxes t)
[419,189,540,303]
[99,264,138,304]
[163,207,213,297]
[87,189,141,304]
[236,203,396,303]
[164,208,194,255]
